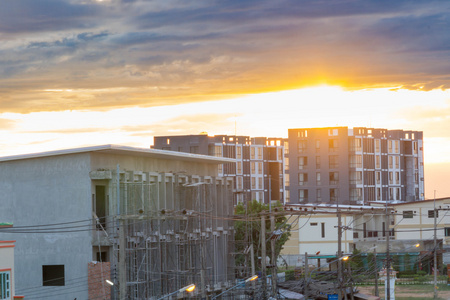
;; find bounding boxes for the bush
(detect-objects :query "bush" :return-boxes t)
[285,269,295,281]
[417,270,427,276]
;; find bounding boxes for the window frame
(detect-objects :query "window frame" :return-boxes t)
[0,270,11,300]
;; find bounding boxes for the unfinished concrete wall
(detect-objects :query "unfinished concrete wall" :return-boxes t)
[0,153,93,300]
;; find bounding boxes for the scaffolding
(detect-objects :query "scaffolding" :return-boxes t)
[91,169,236,299]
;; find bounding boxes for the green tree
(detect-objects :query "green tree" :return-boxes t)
[348,248,364,271]
[234,200,291,277]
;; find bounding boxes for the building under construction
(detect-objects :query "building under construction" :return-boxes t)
[0,145,237,299]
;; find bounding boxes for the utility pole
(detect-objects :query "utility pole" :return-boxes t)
[337,204,343,299]
[374,247,379,297]
[119,218,127,300]
[304,252,308,299]
[261,214,267,300]
[434,190,438,299]
[250,244,256,290]
[385,201,391,300]
[201,237,207,300]
[270,214,277,298]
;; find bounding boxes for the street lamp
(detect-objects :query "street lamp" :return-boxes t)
[156,284,196,300]
[211,275,258,299]
[106,279,114,286]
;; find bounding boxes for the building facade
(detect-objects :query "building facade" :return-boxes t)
[0,145,235,300]
[287,127,424,205]
[153,134,285,205]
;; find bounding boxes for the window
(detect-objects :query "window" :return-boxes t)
[350,171,362,185]
[317,189,322,202]
[251,177,256,189]
[321,223,325,238]
[258,177,263,189]
[330,188,338,202]
[257,147,263,159]
[329,155,339,169]
[389,172,393,184]
[375,156,381,169]
[298,173,308,185]
[353,232,359,239]
[315,156,320,169]
[376,172,381,185]
[0,270,11,299]
[285,190,290,203]
[428,210,438,218]
[277,148,282,160]
[377,188,381,200]
[190,146,199,154]
[285,174,290,186]
[251,147,255,159]
[43,265,65,286]
[94,185,107,230]
[315,140,320,152]
[329,172,339,185]
[236,146,242,159]
[349,155,362,168]
[258,162,263,174]
[298,140,307,154]
[350,138,362,152]
[284,141,289,155]
[375,140,380,153]
[237,176,243,190]
[298,189,308,202]
[251,162,255,174]
[298,130,308,137]
[310,222,318,226]
[316,172,321,186]
[328,129,338,136]
[329,139,339,152]
[395,172,400,184]
[298,157,307,170]
[395,156,399,169]
[388,140,393,153]
[445,227,450,237]
[237,162,242,174]
[403,211,414,219]
[350,188,362,201]
[388,156,393,169]
[394,140,399,153]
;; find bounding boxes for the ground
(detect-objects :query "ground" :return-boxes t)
[356,284,450,300]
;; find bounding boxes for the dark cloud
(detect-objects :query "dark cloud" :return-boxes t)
[0,0,102,34]
[1,0,450,112]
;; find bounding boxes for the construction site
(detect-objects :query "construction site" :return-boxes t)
[91,166,239,299]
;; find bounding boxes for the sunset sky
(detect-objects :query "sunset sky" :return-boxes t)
[1,0,450,198]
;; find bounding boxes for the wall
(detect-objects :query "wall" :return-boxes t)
[0,153,93,300]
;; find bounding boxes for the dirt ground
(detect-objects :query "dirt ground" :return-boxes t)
[356,285,450,300]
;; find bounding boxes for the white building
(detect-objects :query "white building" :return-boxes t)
[0,223,23,300]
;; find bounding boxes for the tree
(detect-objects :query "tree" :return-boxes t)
[234,200,291,277]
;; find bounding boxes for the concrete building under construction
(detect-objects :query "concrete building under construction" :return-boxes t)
[0,145,236,299]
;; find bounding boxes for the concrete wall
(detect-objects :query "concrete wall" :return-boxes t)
[0,153,93,300]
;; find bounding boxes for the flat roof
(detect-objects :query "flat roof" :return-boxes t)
[0,144,235,164]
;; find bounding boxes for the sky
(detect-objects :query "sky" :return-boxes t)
[1,0,450,199]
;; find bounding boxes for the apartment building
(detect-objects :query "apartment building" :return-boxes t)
[153,134,285,205]
[287,127,424,205]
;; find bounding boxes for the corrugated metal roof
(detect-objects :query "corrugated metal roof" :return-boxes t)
[0,144,235,164]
